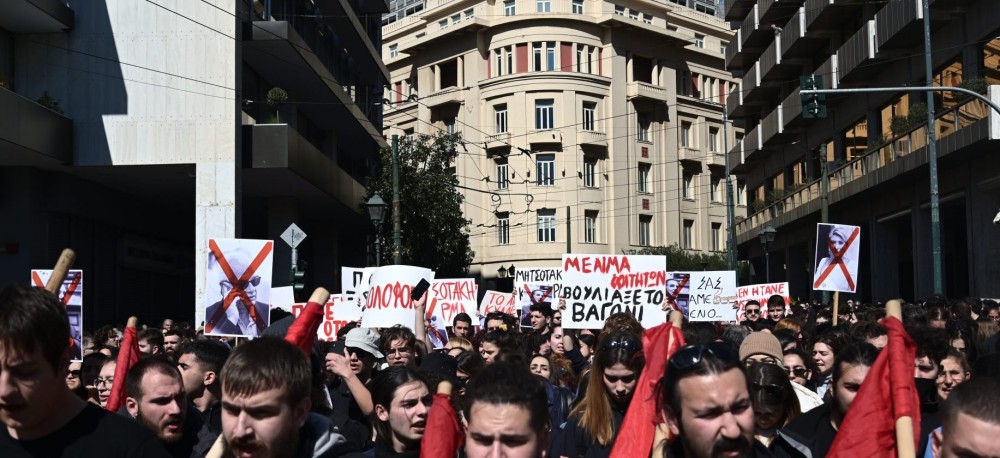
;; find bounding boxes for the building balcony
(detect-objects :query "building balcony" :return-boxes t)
[0,87,73,166]
[875,0,924,51]
[759,105,786,148]
[577,130,608,148]
[484,132,511,152]
[626,81,668,102]
[729,123,761,173]
[527,129,563,146]
[759,0,805,26]
[735,93,999,241]
[759,37,803,86]
[726,81,750,118]
[705,150,726,167]
[314,0,388,81]
[782,88,804,130]
[423,86,465,108]
[837,20,883,83]
[738,5,772,53]
[805,0,867,32]
[725,0,756,21]
[741,61,769,105]
[0,0,73,33]
[678,146,701,163]
[725,29,752,71]
[242,123,367,214]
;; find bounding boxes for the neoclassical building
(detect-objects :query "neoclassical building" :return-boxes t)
[382,0,742,283]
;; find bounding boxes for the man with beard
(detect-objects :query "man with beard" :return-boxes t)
[125,357,200,456]
[772,343,879,458]
[464,362,549,458]
[221,337,354,457]
[176,340,230,456]
[138,329,163,355]
[162,330,183,358]
[659,342,768,458]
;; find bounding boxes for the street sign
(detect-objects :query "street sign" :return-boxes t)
[280,223,307,248]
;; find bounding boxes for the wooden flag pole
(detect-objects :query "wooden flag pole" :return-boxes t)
[44,248,76,294]
[832,291,840,325]
[669,310,683,328]
[885,299,915,458]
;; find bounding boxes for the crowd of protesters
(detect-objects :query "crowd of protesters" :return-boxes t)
[3,282,1000,457]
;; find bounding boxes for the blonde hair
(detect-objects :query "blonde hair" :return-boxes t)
[447,336,473,352]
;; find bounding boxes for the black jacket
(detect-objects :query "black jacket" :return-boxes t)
[772,404,838,458]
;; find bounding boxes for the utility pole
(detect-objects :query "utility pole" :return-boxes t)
[566,206,572,254]
[820,144,831,306]
[391,135,402,265]
[723,109,737,272]
[923,0,943,295]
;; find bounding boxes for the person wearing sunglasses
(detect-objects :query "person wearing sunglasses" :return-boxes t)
[658,342,764,458]
[746,362,801,448]
[742,300,764,324]
[205,249,269,337]
[558,330,644,458]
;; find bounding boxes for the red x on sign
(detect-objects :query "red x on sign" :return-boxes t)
[813,227,860,291]
[665,275,689,307]
[206,240,273,334]
[524,284,553,305]
[32,270,81,306]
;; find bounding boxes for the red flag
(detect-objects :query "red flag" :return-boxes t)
[420,392,464,458]
[284,301,324,354]
[827,316,920,457]
[106,321,140,412]
[609,321,685,458]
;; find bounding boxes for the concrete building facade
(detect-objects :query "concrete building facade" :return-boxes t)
[725,0,1000,302]
[0,0,386,325]
[381,0,743,284]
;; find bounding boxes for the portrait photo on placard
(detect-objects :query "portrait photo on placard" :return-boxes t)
[204,238,274,338]
[813,223,861,293]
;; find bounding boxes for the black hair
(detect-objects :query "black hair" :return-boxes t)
[464,361,549,432]
[659,344,743,420]
[178,339,232,374]
[831,342,879,385]
[125,356,182,400]
[370,366,427,448]
[138,328,164,351]
[721,325,751,353]
[453,312,473,326]
[0,285,70,371]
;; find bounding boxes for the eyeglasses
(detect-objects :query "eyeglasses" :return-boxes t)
[668,343,739,375]
[93,377,114,387]
[67,370,81,379]
[220,276,262,290]
[745,308,761,315]
[785,367,808,378]
[601,338,641,352]
[387,347,412,357]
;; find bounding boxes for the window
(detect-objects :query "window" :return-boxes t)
[682,172,694,199]
[629,10,639,20]
[695,34,705,48]
[445,118,456,134]
[464,8,474,18]
[694,1,715,15]
[439,19,448,29]
[389,45,398,57]
[533,43,543,71]
[639,216,652,247]
[583,157,597,188]
[710,176,720,202]
[638,163,651,193]
[572,0,584,14]
[496,160,509,189]
[506,47,514,74]
[504,0,516,16]
[720,41,728,55]
[642,13,653,24]
[498,213,510,245]
[537,209,556,242]
[681,122,692,148]
[615,5,625,16]
[494,104,508,133]
[536,154,555,186]
[546,42,556,70]
[494,49,503,76]
[537,0,551,12]
[582,102,596,131]
[576,45,593,73]
[683,219,694,249]
[737,181,746,205]
[535,99,554,129]
[637,114,650,142]
[736,132,745,153]
[709,127,719,152]
[711,223,722,251]
[584,211,598,243]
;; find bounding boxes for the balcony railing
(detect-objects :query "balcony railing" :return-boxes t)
[484,132,511,150]
[627,81,668,101]
[780,7,806,57]
[577,130,608,147]
[423,86,464,107]
[836,19,877,81]
[527,129,563,145]
[759,38,781,82]
[875,0,921,50]
[760,105,783,147]
[736,96,992,237]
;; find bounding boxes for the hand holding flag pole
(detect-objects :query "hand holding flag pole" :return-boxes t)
[106,316,139,413]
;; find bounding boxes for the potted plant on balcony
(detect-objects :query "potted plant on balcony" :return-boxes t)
[266,87,288,123]
[37,91,64,115]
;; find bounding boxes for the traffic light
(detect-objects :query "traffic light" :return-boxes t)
[800,75,827,118]
[291,261,307,297]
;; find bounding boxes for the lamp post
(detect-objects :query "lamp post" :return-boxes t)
[497,265,508,278]
[759,225,777,283]
[366,193,387,267]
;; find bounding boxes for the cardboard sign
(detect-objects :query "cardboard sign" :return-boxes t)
[427,279,478,326]
[813,223,861,293]
[685,271,738,322]
[204,238,274,338]
[735,282,790,321]
[515,268,561,328]
[270,286,296,314]
[31,269,83,361]
[560,254,669,329]
[362,265,435,328]
[479,290,516,316]
[290,294,352,342]
[342,267,375,308]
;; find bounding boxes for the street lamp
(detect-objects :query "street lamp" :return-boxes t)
[497,265,508,278]
[508,265,516,277]
[366,193,387,267]
[758,225,777,283]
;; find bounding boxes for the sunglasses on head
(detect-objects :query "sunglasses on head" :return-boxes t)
[220,276,262,290]
[486,312,506,320]
[601,338,640,352]
[668,343,739,374]
[751,382,786,395]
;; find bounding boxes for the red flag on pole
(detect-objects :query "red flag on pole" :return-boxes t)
[827,316,920,458]
[106,317,140,412]
[283,288,330,354]
[609,320,685,458]
[420,386,464,458]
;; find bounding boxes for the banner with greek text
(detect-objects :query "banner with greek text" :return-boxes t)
[735,282,790,321]
[427,278,478,327]
[362,265,435,328]
[683,271,739,322]
[515,267,562,328]
[560,254,669,329]
[479,290,516,316]
[290,294,354,341]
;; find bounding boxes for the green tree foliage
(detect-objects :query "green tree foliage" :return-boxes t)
[636,244,728,271]
[364,132,474,276]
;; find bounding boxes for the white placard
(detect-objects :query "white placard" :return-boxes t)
[560,254,669,329]
[427,279,478,326]
[735,282,790,321]
[685,271,739,322]
[205,238,274,337]
[813,223,861,293]
[361,265,435,328]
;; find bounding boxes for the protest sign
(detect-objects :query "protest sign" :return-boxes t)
[427,279,478,326]
[515,268,561,328]
[479,290,517,316]
[31,269,83,361]
[735,282,790,321]
[204,238,273,337]
[362,265,435,328]
[685,271,738,322]
[813,223,861,293]
[342,267,375,308]
[663,273,691,318]
[560,254,669,329]
[290,294,351,341]
[270,286,296,314]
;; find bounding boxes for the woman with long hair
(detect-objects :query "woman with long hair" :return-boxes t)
[746,362,801,447]
[369,367,431,457]
[811,331,848,398]
[557,330,644,457]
